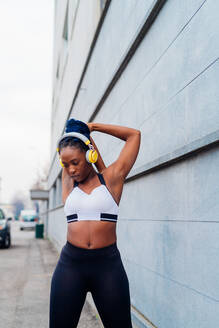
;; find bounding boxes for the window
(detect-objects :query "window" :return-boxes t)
[62,1,69,41]
[0,209,5,220]
[100,0,107,11]
[56,175,62,206]
[60,1,69,86]
[56,56,60,79]
[70,0,79,40]
[53,183,57,209]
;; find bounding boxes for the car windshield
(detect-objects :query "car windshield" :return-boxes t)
[23,215,36,220]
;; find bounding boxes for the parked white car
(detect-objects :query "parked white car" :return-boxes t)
[19,210,39,230]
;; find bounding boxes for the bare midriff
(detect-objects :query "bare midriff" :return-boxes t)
[67,220,117,249]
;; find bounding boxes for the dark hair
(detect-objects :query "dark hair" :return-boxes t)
[58,118,90,154]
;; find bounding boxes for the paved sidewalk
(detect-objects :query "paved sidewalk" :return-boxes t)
[0,221,102,328]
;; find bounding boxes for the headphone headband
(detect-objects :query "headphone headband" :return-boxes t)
[56,131,98,164]
[56,132,91,152]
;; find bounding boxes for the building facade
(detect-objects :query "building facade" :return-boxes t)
[47,1,219,327]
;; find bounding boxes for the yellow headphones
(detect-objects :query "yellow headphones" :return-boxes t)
[59,158,65,168]
[56,132,98,166]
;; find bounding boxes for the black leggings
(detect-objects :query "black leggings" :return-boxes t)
[49,240,133,328]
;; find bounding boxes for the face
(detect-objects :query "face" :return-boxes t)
[60,146,91,181]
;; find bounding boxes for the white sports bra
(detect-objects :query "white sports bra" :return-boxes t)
[64,173,119,223]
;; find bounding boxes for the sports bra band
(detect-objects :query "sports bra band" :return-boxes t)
[67,213,118,223]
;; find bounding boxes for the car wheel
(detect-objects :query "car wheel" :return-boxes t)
[3,233,11,249]
[20,227,23,231]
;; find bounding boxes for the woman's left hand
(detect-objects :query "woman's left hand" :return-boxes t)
[87,122,93,132]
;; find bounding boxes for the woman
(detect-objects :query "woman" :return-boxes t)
[49,118,141,328]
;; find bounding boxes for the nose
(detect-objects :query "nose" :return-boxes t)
[69,165,76,175]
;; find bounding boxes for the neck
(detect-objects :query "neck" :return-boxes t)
[80,168,97,185]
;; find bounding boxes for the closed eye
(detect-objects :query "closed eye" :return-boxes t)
[62,161,79,167]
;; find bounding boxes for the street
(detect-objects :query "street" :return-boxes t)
[0,221,102,328]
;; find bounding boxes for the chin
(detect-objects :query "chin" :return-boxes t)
[78,171,89,182]
[75,175,83,182]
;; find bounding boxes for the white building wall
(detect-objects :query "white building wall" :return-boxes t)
[48,1,219,327]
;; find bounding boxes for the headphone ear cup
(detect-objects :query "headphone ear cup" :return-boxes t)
[59,158,64,168]
[91,149,98,163]
[86,150,91,163]
[86,150,98,163]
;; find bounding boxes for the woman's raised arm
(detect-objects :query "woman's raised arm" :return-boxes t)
[88,123,141,180]
[61,167,74,204]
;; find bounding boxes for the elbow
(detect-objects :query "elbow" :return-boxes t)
[128,129,141,141]
[135,129,141,146]
[135,129,141,140]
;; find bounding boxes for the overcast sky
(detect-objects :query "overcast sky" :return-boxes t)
[0,0,54,204]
